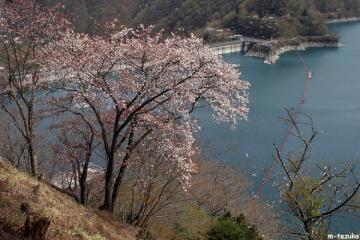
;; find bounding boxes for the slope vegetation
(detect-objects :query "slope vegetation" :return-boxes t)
[0,160,137,240]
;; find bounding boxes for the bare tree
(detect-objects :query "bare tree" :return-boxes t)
[188,159,250,216]
[0,115,27,168]
[275,109,360,240]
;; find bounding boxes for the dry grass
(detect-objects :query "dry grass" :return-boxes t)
[0,160,138,240]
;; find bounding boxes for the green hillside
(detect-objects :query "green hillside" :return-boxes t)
[42,0,360,39]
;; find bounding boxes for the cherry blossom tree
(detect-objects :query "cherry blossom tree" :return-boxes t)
[0,0,69,176]
[47,26,250,211]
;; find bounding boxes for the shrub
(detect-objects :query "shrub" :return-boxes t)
[207,214,262,240]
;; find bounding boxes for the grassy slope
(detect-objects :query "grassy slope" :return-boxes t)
[0,160,137,240]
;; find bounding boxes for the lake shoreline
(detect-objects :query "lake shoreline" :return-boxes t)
[327,17,360,24]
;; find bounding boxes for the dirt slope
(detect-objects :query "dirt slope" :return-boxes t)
[0,160,137,240]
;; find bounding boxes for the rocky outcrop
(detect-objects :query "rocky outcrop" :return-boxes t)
[247,36,341,63]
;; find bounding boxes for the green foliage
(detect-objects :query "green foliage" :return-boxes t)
[153,207,261,240]
[247,0,288,17]
[299,11,328,36]
[207,214,262,240]
[224,16,280,39]
[133,0,243,33]
[285,176,327,219]
[314,0,360,17]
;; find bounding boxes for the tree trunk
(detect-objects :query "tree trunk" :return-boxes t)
[110,129,134,211]
[110,161,128,211]
[100,153,114,210]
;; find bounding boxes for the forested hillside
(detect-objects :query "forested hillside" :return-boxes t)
[41,0,360,39]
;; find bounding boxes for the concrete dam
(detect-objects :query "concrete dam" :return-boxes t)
[210,37,271,55]
[209,36,340,64]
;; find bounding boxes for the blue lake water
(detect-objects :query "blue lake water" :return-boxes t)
[196,22,360,233]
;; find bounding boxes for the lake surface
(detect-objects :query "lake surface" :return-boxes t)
[196,22,360,233]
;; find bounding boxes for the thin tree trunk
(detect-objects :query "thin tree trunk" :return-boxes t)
[27,95,37,177]
[28,137,38,177]
[110,129,135,211]
[110,161,128,211]
[79,162,88,205]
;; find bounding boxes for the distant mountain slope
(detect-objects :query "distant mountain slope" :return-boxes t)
[132,0,242,32]
[0,160,137,240]
[39,0,141,33]
[41,0,360,39]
